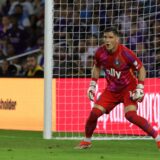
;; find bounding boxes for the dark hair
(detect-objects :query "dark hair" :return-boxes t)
[103,26,119,36]
[27,54,37,59]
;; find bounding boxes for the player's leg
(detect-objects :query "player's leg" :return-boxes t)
[75,89,118,149]
[124,107,160,149]
[85,106,104,138]
[123,84,160,149]
[75,107,104,149]
[124,106,158,138]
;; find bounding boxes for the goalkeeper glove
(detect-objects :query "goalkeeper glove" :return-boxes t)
[131,82,144,102]
[87,79,97,101]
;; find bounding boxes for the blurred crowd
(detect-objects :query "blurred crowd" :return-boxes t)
[0,0,159,78]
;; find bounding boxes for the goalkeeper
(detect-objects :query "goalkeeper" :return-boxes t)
[75,27,160,149]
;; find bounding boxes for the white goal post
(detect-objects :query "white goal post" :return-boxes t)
[44,0,160,140]
[43,0,54,139]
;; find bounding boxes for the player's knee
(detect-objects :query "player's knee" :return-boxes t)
[125,111,137,123]
[88,108,103,122]
[93,104,106,113]
[124,105,137,114]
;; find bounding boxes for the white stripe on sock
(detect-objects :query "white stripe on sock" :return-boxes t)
[84,138,91,142]
[155,135,160,142]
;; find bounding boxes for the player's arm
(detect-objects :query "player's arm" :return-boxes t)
[87,64,101,101]
[132,64,146,102]
[131,65,146,102]
[122,49,146,102]
[137,65,146,83]
[91,64,101,80]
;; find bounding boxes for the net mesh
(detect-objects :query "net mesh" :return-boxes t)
[53,0,160,139]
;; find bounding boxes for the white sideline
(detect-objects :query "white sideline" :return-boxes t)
[53,137,152,140]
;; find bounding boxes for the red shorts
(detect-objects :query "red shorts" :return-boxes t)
[95,82,137,113]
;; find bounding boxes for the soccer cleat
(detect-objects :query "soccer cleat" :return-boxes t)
[74,141,92,149]
[156,141,160,150]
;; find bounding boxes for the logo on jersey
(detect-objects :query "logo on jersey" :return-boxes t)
[106,68,121,79]
[114,59,121,67]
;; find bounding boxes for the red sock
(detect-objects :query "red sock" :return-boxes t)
[125,111,158,138]
[85,108,103,138]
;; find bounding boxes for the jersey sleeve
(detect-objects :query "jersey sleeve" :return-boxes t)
[122,49,142,71]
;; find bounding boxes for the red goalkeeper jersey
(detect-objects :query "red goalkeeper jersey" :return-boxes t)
[94,44,142,92]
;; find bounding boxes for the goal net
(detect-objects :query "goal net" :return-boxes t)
[52,0,160,139]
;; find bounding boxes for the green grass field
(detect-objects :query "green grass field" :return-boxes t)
[0,130,159,160]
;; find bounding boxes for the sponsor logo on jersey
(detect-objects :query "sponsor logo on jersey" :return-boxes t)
[106,68,121,79]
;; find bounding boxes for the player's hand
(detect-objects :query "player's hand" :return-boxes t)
[131,83,144,102]
[87,80,97,101]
